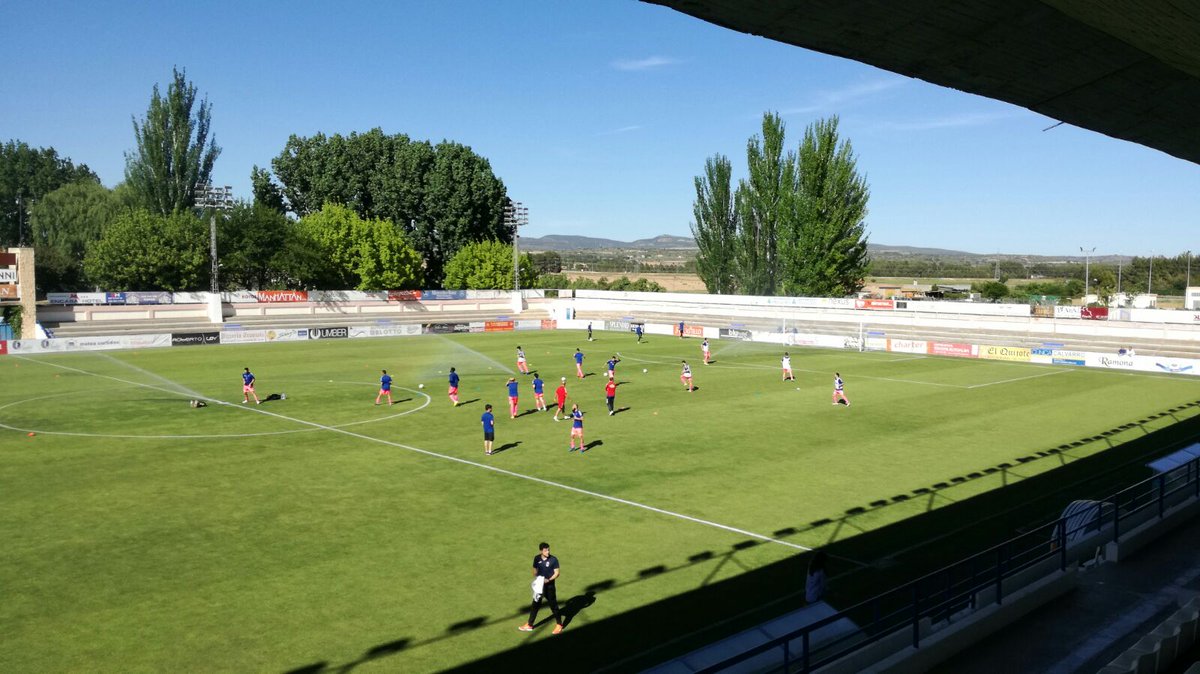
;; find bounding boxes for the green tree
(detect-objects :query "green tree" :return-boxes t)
[124,67,220,215]
[443,240,536,290]
[691,154,739,293]
[972,280,1009,302]
[530,251,562,274]
[0,140,98,246]
[265,128,508,284]
[218,202,324,290]
[296,203,422,290]
[735,113,794,296]
[783,116,870,296]
[84,209,208,290]
[28,181,127,290]
[250,165,286,213]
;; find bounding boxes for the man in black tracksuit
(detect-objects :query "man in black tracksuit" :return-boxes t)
[518,542,564,634]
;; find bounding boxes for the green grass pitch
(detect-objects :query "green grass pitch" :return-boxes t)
[2,331,1199,672]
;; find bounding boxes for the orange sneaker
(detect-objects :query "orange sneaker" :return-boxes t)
[517,623,533,632]
[552,624,564,635]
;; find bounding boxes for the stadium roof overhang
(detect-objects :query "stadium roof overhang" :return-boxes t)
[644,0,1200,165]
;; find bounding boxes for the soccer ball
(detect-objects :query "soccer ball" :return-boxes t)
[642,368,648,373]
[418,383,425,389]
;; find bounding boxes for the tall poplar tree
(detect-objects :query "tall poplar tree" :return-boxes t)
[735,113,794,296]
[690,154,739,294]
[784,116,870,296]
[124,67,221,214]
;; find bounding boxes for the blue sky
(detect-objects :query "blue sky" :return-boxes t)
[2,1,1197,256]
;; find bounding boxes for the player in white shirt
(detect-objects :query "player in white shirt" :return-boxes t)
[680,360,694,392]
[516,346,530,374]
[832,372,850,406]
[782,352,794,381]
[701,339,711,364]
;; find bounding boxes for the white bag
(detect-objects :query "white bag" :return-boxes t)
[531,575,545,601]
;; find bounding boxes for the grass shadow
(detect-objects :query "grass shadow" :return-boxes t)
[492,442,521,455]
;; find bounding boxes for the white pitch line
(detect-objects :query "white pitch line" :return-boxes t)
[885,355,927,362]
[14,355,810,552]
[966,368,1073,389]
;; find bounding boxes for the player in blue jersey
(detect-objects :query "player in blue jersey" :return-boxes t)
[507,377,520,418]
[482,404,496,455]
[574,348,585,379]
[606,355,620,379]
[448,367,460,406]
[375,369,393,406]
[531,372,547,411]
[241,367,261,404]
[635,323,644,343]
[568,404,585,451]
[832,372,850,406]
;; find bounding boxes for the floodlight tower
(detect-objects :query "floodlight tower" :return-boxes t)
[1080,246,1095,301]
[195,184,233,294]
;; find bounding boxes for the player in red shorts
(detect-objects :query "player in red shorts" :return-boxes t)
[553,377,569,421]
[516,346,530,374]
[782,353,794,381]
[448,367,460,406]
[701,339,711,364]
[507,377,520,418]
[680,360,693,392]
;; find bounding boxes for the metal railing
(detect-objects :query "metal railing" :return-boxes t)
[697,456,1200,674]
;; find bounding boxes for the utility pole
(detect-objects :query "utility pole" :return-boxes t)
[1080,246,1095,302]
[1148,252,1154,294]
[194,184,233,293]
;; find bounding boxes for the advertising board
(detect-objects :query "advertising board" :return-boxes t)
[855,299,895,310]
[105,292,127,305]
[171,332,220,346]
[0,269,17,283]
[484,320,514,332]
[0,340,6,355]
[421,290,468,301]
[308,326,349,339]
[1081,307,1109,320]
[540,319,557,330]
[978,345,1031,362]
[126,291,173,305]
[387,290,423,301]
[928,341,976,358]
[888,339,927,354]
[256,290,309,303]
[719,328,752,341]
[349,324,422,338]
[0,285,17,299]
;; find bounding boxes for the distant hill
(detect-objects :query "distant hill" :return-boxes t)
[521,234,697,251]
[521,234,1130,263]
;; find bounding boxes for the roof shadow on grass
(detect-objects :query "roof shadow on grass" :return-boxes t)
[281,410,1200,674]
[439,411,1200,673]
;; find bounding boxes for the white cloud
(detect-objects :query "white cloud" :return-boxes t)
[598,125,643,135]
[876,110,1026,131]
[612,56,680,71]
[781,78,906,115]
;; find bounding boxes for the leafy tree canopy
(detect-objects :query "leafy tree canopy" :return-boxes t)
[29,181,128,291]
[0,140,98,246]
[262,128,508,283]
[443,240,537,290]
[125,67,220,215]
[296,203,422,291]
[84,209,208,291]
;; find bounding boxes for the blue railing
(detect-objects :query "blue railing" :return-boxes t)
[697,456,1200,673]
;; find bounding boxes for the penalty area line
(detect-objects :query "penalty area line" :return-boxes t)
[18,355,810,552]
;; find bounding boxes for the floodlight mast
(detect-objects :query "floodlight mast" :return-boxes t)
[1080,246,1096,301]
[194,184,233,294]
